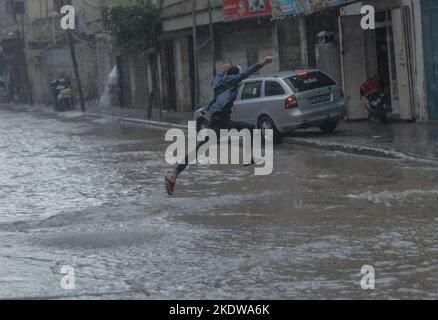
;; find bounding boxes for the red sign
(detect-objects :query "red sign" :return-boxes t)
[223,0,272,22]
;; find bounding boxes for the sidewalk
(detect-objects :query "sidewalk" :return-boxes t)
[288,120,438,163]
[88,102,438,163]
[2,100,194,129]
[2,101,438,164]
[85,100,194,126]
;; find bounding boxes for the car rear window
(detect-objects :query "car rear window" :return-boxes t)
[265,81,285,97]
[241,81,262,100]
[285,71,336,93]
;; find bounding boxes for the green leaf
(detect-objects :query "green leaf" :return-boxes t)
[102,1,162,56]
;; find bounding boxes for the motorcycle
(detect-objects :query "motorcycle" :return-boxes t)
[51,78,75,112]
[360,75,390,124]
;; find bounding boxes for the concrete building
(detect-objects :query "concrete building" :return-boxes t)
[0,0,15,29]
[159,0,305,112]
[420,0,438,121]
[2,0,435,124]
[159,0,433,123]
[274,0,429,122]
[0,0,29,102]
[0,0,13,102]
[335,0,426,122]
[22,0,104,104]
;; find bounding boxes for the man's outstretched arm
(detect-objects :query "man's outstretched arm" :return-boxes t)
[225,56,273,86]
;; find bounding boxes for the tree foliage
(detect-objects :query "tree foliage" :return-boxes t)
[102,1,162,56]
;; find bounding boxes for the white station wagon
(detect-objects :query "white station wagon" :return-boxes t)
[195,69,347,142]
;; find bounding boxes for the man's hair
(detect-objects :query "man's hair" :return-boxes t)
[228,65,242,75]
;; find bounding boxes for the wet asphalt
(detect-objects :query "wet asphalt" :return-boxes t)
[0,106,437,299]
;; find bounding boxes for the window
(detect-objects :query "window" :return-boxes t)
[285,71,336,93]
[6,1,25,15]
[6,2,11,14]
[14,1,25,15]
[54,0,72,12]
[265,81,285,97]
[241,81,262,100]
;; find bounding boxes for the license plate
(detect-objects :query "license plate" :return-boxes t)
[309,94,331,104]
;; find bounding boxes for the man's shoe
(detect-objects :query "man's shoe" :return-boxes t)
[243,157,256,167]
[165,171,178,196]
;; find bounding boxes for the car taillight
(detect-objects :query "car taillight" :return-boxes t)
[285,95,298,109]
[297,71,310,77]
[339,84,345,98]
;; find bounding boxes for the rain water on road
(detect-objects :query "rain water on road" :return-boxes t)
[0,106,437,299]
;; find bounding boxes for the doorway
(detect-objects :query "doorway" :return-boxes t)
[422,0,438,120]
[339,5,414,121]
[374,11,397,115]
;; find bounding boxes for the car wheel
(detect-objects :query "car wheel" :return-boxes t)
[197,117,209,132]
[258,116,282,144]
[319,120,338,134]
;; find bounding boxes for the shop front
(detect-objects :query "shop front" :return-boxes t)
[270,0,423,121]
[339,0,417,121]
[421,0,438,120]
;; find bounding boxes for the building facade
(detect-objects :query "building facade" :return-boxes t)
[2,0,437,123]
[23,0,104,104]
[158,0,437,123]
[272,0,429,122]
[159,0,305,112]
[421,0,438,121]
[0,0,29,103]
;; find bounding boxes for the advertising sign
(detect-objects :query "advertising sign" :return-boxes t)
[224,0,273,22]
[271,0,352,18]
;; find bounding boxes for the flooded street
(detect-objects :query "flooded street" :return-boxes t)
[0,106,437,299]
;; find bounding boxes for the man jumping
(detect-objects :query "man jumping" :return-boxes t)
[165,56,273,195]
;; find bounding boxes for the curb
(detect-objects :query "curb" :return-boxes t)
[84,112,188,130]
[289,137,405,159]
[3,103,437,165]
[0,103,189,130]
[289,137,438,165]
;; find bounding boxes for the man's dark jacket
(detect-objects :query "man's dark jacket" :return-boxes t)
[202,62,263,119]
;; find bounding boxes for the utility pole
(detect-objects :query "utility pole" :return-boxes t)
[191,0,215,108]
[9,0,33,105]
[191,0,199,109]
[207,0,216,77]
[20,12,33,105]
[298,15,308,67]
[53,0,85,111]
[67,30,86,112]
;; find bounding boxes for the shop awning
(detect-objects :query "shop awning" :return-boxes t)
[270,0,359,18]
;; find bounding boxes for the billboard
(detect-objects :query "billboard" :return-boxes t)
[270,0,352,18]
[224,0,273,22]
